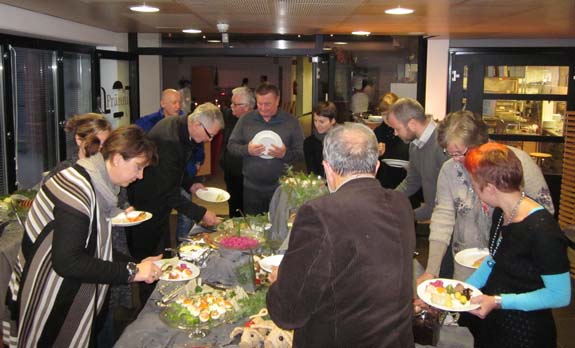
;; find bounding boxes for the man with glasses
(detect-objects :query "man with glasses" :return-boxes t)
[228,84,304,215]
[219,87,255,217]
[127,102,224,303]
[386,98,448,223]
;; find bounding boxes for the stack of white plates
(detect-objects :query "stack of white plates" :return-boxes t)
[382,158,409,168]
[252,130,283,159]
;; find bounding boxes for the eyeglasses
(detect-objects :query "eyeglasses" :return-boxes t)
[443,147,468,158]
[200,123,214,140]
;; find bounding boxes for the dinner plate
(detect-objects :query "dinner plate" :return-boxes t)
[111,211,152,226]
[417,278,482,312]
[381,158,409,168]
[196,187,230,203]
[454,248,490,269]
[367,115,383,122]
[252,130,283,159]
[154,259,200,281]
[258,254,284,272]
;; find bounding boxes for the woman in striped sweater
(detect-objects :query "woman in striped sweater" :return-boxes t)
[3,125,161,348]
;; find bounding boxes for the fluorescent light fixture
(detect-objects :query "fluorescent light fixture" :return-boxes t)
[333,41,348,45]
[130,4,159,13]
[385,6,414,15]
[352,31,371,36]
[182,28,202,34]
[277,40,288,49]
[207,40,221,43]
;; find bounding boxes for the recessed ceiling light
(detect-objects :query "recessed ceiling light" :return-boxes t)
[385,6,414,15]
[333,42,348,45]
[323,47,332,51]
[182,28,202,34]
[207,40,221,43]
[130,4,159,13]
[352,31,371,36]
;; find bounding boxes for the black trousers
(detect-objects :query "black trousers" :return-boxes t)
[243,187,275,215]
[224,171,244,217]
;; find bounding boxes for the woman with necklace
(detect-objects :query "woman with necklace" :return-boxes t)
[464,142,570,348]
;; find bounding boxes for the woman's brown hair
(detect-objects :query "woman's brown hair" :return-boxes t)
[100,125,158,166]
[65,113,112,157]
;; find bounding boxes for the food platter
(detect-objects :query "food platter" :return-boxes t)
[454,248,490,269]
[258,254,284,273]
[417,278,482,312]
[111,211,152,226]
[196,187,230,203]
[252,130,283,159]
[155,259,200,281]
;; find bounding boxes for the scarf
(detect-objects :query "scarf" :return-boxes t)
[77,153,122,218]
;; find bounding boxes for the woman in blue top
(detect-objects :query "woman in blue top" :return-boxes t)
[464,142,571,348]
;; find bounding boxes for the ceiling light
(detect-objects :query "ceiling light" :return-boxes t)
[323,47,332,51]
[130,3,159,13]
[352,31,371,36]
[182,28,202,34]
[333,42,348,45]
[207,40,221,43]
[385,6,414,15]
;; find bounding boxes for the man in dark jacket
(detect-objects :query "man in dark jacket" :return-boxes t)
[267,123,415,347]
[219,86,254,217]
[127,102,223,261]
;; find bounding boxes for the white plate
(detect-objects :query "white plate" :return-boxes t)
[367,115,383,122]
[381,159,409,168]
[455,248,490,269]
[111,211,152,226]
[258,254,284,273]
[252,130,283,159]
[154,259,200,281]
[417,278,482,312]
[196,187,230,203]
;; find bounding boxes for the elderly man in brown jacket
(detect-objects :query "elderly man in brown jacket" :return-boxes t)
[267,123,415,347]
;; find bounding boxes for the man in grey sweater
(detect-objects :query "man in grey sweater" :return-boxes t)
[228,84,304,215]
[386,98,448,222]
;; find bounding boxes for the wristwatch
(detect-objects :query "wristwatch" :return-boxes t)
[126,262,139,283]
[493,295,502,309]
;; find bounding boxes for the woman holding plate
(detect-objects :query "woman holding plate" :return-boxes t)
[464,142,570,348]
[4,125,162,348]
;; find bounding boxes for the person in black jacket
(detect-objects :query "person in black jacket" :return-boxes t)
[219,87,254,217]
[127,103,224,260]
[303,101,337,177]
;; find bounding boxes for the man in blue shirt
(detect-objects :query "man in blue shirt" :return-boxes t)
[136,89,182,131]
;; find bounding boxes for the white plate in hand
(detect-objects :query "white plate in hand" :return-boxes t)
[455,248,490,269]
[154,259,200,281]
[252,130,283,159]
[111,211,152,226]
[381,159,409,168]
[196,187,230,203]
[417,278,482,312]
[258,254,284,272]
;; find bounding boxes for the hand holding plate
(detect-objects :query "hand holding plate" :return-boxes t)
[201,210,220,226]
[416,272,435,287]
[267,144,286,159]
[136,259,163,284]
[248,141,266,156]
[190,183,205,194]
[469,295,498,319]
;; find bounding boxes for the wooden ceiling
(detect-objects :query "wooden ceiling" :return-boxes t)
[2,0,575,38]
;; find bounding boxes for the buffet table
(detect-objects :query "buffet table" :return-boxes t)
[0,222,24,323]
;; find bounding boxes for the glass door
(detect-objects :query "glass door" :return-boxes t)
[10,45,59,189]
[0,46,8,194]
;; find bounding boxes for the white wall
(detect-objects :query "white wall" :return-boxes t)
[138,34,162,116]
[0,4,127,50]
[425,38,450,121]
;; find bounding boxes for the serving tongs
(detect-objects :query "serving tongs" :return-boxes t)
[236,209,254,233]
[156,280,191,307]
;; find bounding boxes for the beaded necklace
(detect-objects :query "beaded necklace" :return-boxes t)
[487,191,525,268]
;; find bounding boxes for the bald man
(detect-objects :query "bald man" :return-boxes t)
[136,89,183,132]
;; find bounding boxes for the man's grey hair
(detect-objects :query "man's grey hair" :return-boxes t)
[389,97,427,126]
[322,123,378,176]
[232,86,255,109]
[188,102,224,129]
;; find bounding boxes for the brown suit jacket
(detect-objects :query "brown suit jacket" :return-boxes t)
[267,177,415,348]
